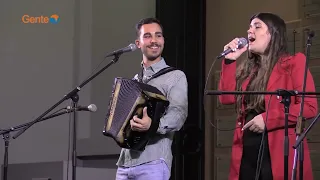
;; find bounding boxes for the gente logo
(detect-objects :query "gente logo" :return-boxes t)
[22,14,60,24]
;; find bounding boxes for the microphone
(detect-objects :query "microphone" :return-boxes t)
[216,37,248,59]
[308,30,315,38]
[66,104,98,112]
[105,43,137,58]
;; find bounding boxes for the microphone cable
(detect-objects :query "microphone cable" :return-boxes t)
[254,95,272,180]
[204,57,239,131]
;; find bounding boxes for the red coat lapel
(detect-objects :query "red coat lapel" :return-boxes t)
[267,55,292,90]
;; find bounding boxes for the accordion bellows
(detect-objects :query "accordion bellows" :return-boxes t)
[103,77,170,151]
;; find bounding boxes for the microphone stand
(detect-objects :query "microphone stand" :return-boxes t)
[71,95,78,180]
[291,30,315,180]
[0,107,85,180]
[205,89,320,180]
[5,53,122,180]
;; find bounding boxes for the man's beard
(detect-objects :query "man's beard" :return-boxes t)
[142,48,162,61]
[146,54,161,61]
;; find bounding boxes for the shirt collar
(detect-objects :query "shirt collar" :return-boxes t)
[141,57,167,73]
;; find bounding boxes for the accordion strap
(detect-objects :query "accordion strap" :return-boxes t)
[143,66,177,83]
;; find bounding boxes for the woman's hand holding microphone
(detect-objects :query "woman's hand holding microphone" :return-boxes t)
[223,37,248,60]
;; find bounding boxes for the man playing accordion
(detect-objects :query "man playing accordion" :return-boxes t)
[114,17,188,180]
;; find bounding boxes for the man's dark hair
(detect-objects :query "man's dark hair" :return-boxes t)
[135,17,164,37]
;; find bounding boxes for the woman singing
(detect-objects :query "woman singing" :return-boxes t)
[218,12,318,180]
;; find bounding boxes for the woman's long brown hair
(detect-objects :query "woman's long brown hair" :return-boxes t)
[235,13,289,115]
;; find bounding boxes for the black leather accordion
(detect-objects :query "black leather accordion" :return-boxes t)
[102,77,170,151]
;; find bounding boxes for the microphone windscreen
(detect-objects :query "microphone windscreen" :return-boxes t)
[238,38,248,48]
[88,104,98,112]
[128,43,137,51]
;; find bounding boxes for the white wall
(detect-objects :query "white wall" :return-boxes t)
[0,0,75,164]
[78,0,156,156]
[0,0,155,170]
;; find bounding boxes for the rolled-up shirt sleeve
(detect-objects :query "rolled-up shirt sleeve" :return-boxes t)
[157,72,188,134]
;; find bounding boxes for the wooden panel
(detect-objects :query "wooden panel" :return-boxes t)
[300,0,320,60]
[213,70,234,180]
[214,155,231,180]
[214,71,235,110]
[307,143,320,178]
[306,66,320,177]
[215,116,237,148]
[310,66,320,81]
[313,171,320,180]
[310,151,320,170]
[286,19,303,54]
[304,67,320,143]
[310,67,320,105]
[302,142,320,178]
[301,0,320,19]
[301,24,320,59]
[305,117,320,142]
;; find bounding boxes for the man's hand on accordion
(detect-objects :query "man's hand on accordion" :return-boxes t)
[130,107,152,132]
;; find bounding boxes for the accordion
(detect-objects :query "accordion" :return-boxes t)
[102,77,170,151]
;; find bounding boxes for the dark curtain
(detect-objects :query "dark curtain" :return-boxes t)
[156,1,206,180]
